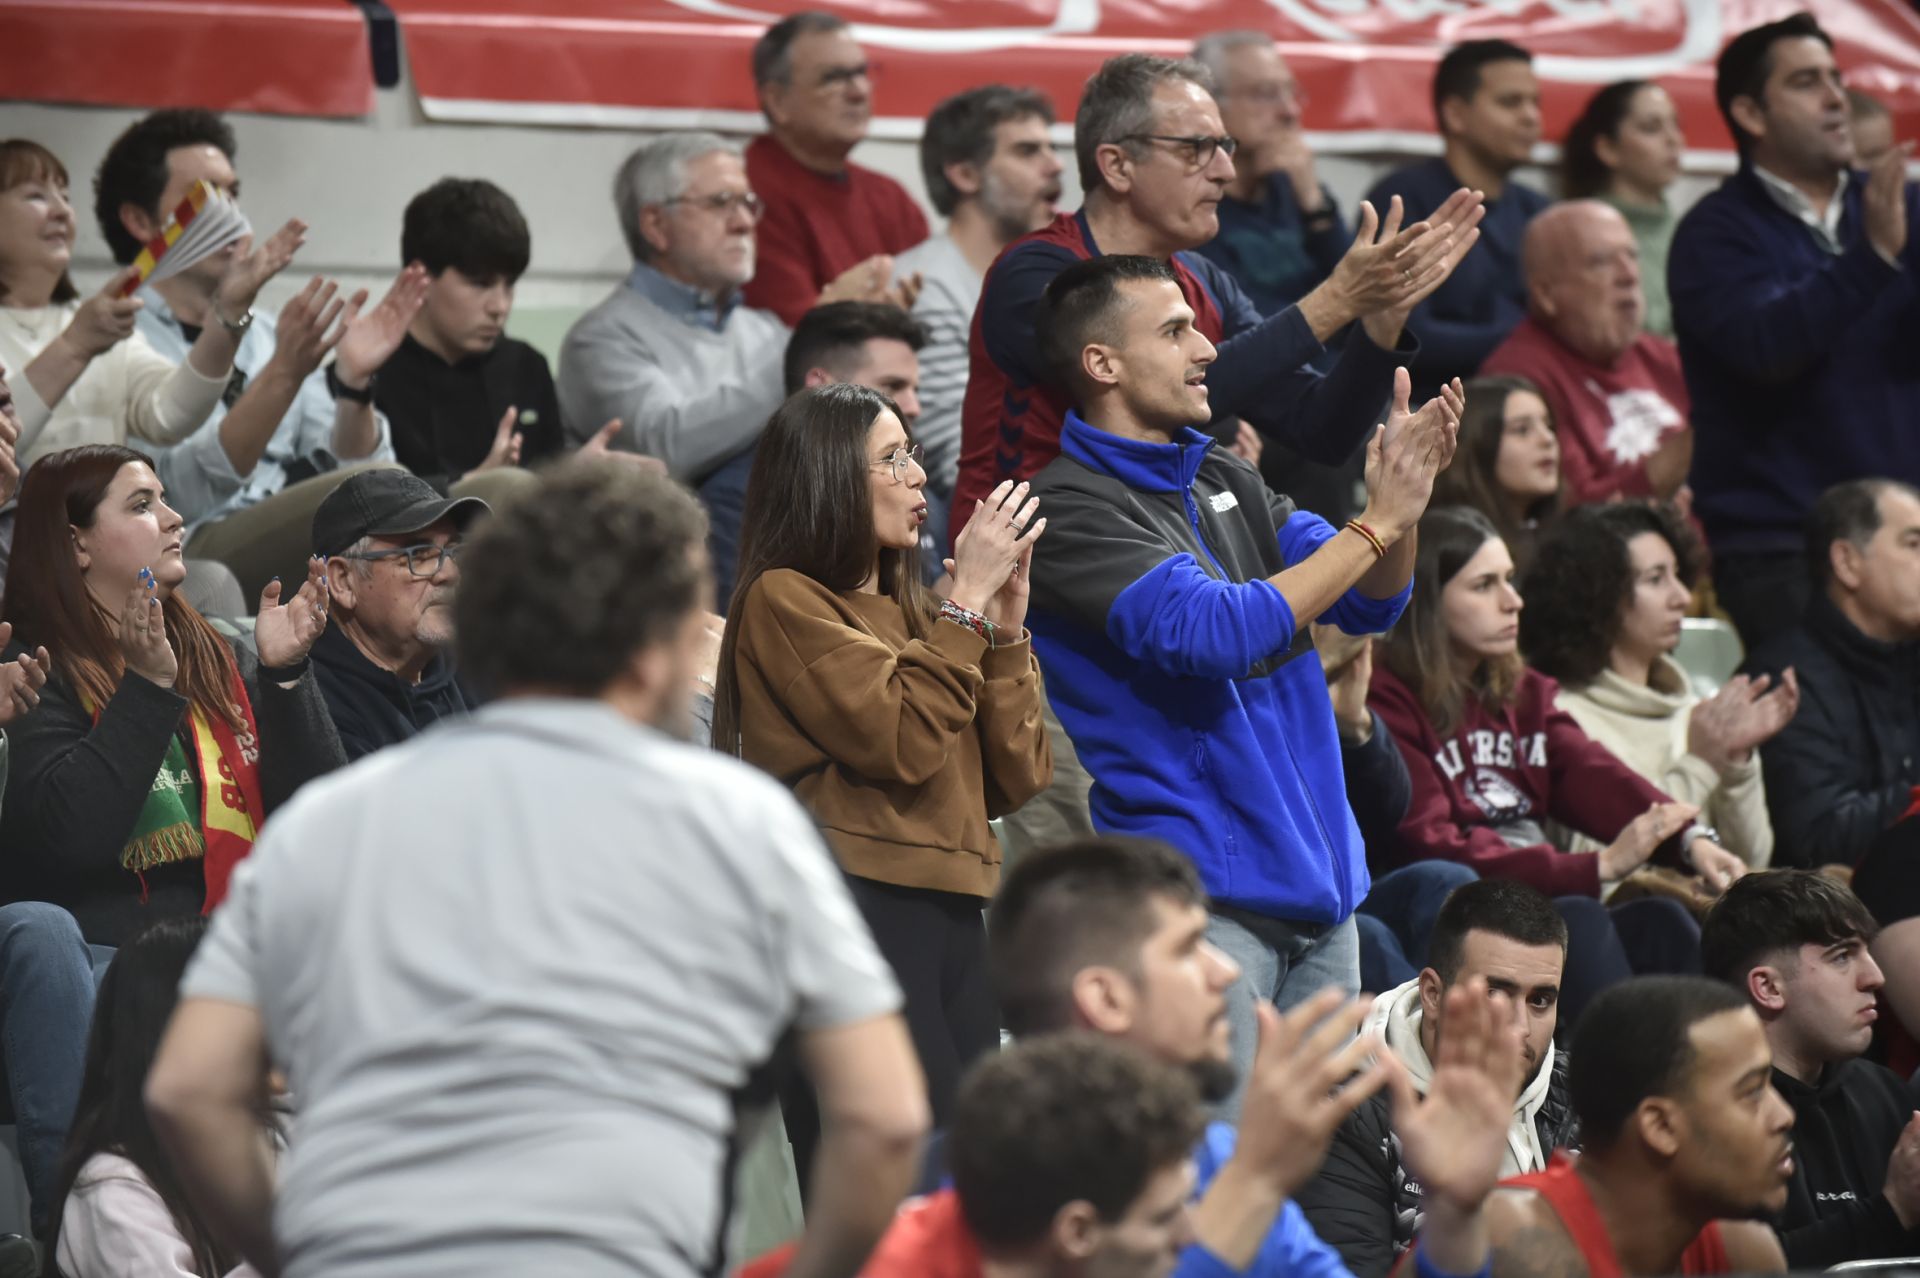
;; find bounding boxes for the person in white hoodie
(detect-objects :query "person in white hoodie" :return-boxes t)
[1522,501,1795,871]
[1295,878,1578,1278]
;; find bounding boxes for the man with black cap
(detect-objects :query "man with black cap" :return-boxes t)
[310,469,489,760]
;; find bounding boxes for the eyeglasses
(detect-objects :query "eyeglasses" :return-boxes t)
[340,542,463,578]
[869,444,924,484]
[816,62,871,91]
[1123,134,1239,170]
[660,191,765,220]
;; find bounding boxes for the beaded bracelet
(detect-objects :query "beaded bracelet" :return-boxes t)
[940,598,997,646]
[1345,518,1388,560]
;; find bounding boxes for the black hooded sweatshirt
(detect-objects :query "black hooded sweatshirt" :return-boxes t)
[310,623,478,762]
[1774,1057,1920,1268]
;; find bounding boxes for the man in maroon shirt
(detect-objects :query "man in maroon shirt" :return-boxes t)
[1480,201,1694,509]
[744,12,928,325]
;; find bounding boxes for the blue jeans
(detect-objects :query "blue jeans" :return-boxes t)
[1205,907,1360,1121]
[0,902,109,1237]
[1356,861,1480,993]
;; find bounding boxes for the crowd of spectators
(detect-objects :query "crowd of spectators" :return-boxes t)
[0,6,1916,1278]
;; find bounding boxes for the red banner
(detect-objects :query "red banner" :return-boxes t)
[389,0,1920,154]
[0,0,376,118]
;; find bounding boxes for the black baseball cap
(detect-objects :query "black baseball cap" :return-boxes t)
[312,469,490,558]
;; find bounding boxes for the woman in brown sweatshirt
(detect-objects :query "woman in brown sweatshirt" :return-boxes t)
[715,383,1052,1125]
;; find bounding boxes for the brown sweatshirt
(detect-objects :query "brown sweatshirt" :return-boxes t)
[731,569,1052,899]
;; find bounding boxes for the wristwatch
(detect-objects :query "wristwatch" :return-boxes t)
[325,361,375,405]
[1681,824,1722,862]
[212,304,254,338]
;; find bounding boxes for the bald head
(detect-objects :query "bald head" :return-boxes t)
[1522,200,1645,364]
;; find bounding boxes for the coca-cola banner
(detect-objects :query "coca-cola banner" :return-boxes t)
[391,0,1920,154]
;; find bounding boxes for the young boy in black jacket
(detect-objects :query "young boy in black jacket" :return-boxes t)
[1702,869,1920,1267]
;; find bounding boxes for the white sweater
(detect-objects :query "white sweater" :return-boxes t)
[1554,654,1774,868]
[55,1153,260,1278]
[0,301,226,467]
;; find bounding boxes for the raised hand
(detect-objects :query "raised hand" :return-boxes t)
[120,570,177,688]
[334,264,430,388]
[1883,1112,1920,1229]
[1688,670,1799,773]
[1865,142,1914,263]
[883,270,925,312]
[264,276,354,383]
[1387,976,1529,1212]
[254,557,330,670]
[818,254,900,308]
[214,219,308,321]
[1236,989,1393,1200]
[946,480,1044,620]
[61,268,145,359]
[579,418,669,474]
[1382,187,1486,317]
[0,622,49,727]
[467,405,524,477]
[1598,799,1697,882]
[1361,368,1462,538]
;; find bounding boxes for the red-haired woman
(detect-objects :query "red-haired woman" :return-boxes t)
[0,445,342,946]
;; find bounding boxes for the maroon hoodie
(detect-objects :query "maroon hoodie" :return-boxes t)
[1368,665,1675,897]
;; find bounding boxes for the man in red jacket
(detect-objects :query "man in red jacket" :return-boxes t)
[743,12,927,325]
[1479,202,1693,509]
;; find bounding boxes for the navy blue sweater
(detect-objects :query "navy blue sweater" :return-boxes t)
[1193,176,1349,318]
[1363,157,1550,394]
[1026,413,1410,925]
[1669,166,1920,555]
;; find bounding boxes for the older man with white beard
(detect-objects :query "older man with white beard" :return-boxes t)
[558,132,898,603]
[1481,199,1694,510]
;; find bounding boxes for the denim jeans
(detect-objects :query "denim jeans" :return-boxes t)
[1204,907,1360,1120]
[0,901,109,1237]
[1356,861,1480,993]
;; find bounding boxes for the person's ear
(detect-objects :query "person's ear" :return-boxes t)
[69,525,91,573]
[1728,95,1768,150]
[944,159,985,201]
[1094,142,1137,197]
[802,367,836,391]
[1069,964,1138,1035]
[1748,963,1789,1015]
[1082,342,1122,390]
[118,201,163,249]
[638,206,674,261]
[1528,278,1559,320]
[1830,538,1867,593]
[1635,1097,1684,1159]
[1418,967,1446,1025]
[1593,132,1623,174]
[761,80,795,130]
[324,557,359,612]
[1050,1200,1103,1261]
[1439,95,1471,142]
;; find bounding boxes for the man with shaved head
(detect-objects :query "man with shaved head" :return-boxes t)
[1480,199,1693,509]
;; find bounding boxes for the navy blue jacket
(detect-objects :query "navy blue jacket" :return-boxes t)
[1363,158,1549,394]
[1194,177,1349,319]
[1670,166,1920,554]
[1026,413,1410,924]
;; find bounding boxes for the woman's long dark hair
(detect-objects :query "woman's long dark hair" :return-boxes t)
[1380,506,1524,736]
[1521,500,1702,687]
[1561,80,1656,199]
[41,916,235,1278]
[712,383,937,756]
[1430,375,1562,578]
[2,445,244,731]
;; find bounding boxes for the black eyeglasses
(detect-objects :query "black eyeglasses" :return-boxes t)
[816,62,871,90]
[1123,134,1239,169]
[340,542,463,579]
[660,191,765,220]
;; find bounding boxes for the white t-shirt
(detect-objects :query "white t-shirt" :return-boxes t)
[55,1152,260,1278]
[182,697,902,1278]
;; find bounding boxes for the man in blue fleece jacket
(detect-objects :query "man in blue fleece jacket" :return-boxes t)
[1024,253,1461,1105]
[989,836,1524,1278]
[1669,12,1920,650]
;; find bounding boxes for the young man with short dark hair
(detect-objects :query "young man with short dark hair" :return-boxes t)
[1670,13,1920,649]
[1702,869,1920,1267]
[375,177,566,491]
[1297,879,1577,1278]
[782,300,927,420]
[1364,40,1549,395]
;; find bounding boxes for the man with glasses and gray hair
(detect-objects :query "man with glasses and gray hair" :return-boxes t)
[310,468,487,760]
[742,10,928,324]
[559,131,893,603]
[952,51,1488,547]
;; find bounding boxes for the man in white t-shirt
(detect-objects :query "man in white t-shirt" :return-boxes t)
[146,460,928,1278]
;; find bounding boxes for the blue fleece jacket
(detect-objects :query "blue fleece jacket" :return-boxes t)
[1026,413,1410,925]
[1669,165,1920,555]
[1175,1123,1358,1278]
